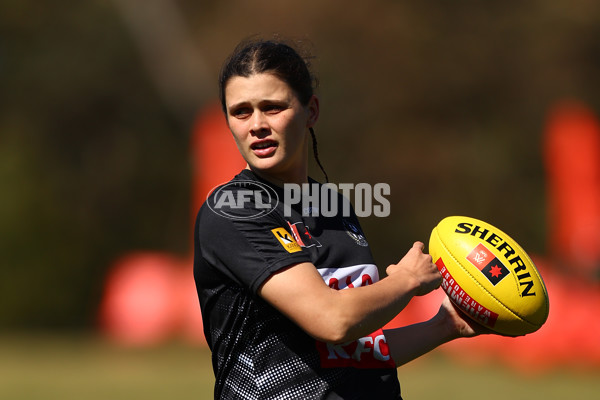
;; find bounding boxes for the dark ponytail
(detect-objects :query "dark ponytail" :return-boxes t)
[309,127,329,183]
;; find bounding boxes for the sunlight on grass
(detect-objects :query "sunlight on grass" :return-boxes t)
[1,334,598,400]
[0,334,214,400]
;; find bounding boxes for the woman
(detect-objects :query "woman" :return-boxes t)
[194,38,486,399]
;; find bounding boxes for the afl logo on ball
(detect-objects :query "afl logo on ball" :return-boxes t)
[466,243,510,286]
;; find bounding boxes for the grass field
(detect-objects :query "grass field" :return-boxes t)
[1,334,599,399]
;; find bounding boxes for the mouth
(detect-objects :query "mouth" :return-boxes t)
[251,140,278,157]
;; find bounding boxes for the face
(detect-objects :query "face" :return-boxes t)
[224,73,319,184]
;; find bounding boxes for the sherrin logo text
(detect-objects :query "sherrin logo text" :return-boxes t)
[454,222,537,297]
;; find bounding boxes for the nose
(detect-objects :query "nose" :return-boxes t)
[249,111,269,136]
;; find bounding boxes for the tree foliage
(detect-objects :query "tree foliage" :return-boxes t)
[1,0,599,328]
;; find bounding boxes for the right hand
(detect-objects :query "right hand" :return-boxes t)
[386,241,441,296]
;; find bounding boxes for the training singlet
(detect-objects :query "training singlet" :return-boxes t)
[194,169,401,399]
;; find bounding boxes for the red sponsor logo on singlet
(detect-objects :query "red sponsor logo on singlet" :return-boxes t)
[318,264,378,291]
[316,329,396,369]
[315,264,394,368]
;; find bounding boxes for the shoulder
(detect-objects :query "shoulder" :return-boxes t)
[202,171,282,221]
[196,172,291,246]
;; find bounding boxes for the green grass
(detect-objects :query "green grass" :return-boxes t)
[398,355,600,400]
[0,334,598,399]
[0,334,214,400]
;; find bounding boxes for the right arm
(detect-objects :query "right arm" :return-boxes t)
[258,241,441,343]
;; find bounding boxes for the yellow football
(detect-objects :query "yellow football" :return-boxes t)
[429,216,549,336]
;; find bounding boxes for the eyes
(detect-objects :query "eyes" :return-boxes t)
[229,103,287,119]
[264,104,285,114]
[230,107,252,119]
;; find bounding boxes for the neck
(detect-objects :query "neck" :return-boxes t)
[246,164,308,187]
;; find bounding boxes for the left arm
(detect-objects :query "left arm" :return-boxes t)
[383,296,493,367]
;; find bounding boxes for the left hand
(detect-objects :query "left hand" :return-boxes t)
[436,296,495,339]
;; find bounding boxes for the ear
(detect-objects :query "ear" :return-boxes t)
[306,95,320,128]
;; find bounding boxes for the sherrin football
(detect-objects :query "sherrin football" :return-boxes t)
[429,216,549,336]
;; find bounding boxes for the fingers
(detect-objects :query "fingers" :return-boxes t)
[412,241,425,252]
[410,241,440,295]
[387,241,440,291]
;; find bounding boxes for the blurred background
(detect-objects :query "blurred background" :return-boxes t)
[2,0,600,398]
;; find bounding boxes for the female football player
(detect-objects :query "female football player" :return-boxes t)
[194,37,486,399]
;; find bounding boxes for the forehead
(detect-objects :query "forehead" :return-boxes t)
[225,73,296,106]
